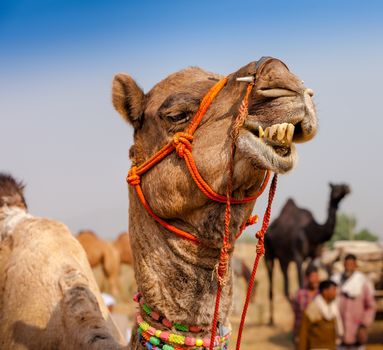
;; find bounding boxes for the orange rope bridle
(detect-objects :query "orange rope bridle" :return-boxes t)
[127,77,270,244]
[126,69,278,350]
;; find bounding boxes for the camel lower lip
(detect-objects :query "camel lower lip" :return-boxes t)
[237,130,297,173]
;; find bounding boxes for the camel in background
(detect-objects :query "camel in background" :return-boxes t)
[265,183,350,325]
[112,57,317,349]
[232,257,257,302]
[114,231,133,265]
[232,257,257,314]
[77,230,121,297]
[0,173,126,349]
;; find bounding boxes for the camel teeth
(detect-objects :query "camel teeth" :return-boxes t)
[269,124,278,140]
[259,126,264,138]
[286,123,295,144]
[277,123,288,142]
[258,122,295,145]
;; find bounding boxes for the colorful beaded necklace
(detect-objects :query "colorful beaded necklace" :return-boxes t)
[134,293,230,350]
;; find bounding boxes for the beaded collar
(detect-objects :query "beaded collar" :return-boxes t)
[134,293,230,350]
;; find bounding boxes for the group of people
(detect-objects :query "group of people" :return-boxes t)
[292,254,376,350]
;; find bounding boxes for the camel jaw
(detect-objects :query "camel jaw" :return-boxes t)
[236,129,297,173]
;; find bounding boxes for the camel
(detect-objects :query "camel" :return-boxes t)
[265,183,350,325]
[77,230,121,297]
[231,257,257,315]
[114,231,133,265]
[232,257,257,302]
[0,173,127,349]
[112,57,317,349]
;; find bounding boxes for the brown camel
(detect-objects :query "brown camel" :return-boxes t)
[0,174,127,349]
[265,183,350,325]
[77,230,121,297]
[232,257,257,302]
[114,231,133,265]
[231,257,257,315]
[112,57,317,349]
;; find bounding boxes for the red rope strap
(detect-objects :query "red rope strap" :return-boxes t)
[235,173,278,350]
[208,83,255,350]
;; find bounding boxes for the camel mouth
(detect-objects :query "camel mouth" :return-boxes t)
[236,126,297,174]
[236,87,317,173]
[236,113,315,174]
[248,122,296,156]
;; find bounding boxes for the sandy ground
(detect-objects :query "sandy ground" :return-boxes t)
[95,242,383,349]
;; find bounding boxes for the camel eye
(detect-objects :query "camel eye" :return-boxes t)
[167,112,191,124]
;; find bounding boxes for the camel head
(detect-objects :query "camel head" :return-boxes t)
[0,174,27,210]
[112,58,317,245]
[329,183,351,205]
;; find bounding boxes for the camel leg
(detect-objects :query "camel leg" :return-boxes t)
[102,249,121,299]
[280,259,290,300]
[294,254,304,289]
[266,257,274,326]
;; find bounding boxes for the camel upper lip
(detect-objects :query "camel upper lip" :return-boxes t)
[256,87,315,98]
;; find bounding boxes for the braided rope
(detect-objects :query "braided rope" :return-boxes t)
[235,174,278,350]
[209,83,255,350]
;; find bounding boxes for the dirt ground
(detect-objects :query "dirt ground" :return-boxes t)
[96,242,383,349]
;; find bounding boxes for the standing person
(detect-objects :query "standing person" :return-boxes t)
[298,280,343,350]
[292,265,320,345]
[332,254,376,350]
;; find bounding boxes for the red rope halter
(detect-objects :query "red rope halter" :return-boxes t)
[127,75,278,350]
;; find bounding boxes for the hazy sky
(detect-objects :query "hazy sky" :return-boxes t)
[1,0,382,239]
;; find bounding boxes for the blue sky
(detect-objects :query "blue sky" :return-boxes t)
[1,0,383,239]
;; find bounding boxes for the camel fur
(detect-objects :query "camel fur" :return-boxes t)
[0,174,127,350]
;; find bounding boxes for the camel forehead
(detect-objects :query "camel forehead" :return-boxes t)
[146,67,222,112]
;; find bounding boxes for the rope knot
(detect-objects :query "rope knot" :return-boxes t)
[247,215,259,226]
[127,166,141,186]
[256,237,265,255]
[173,132,193,158]
[215,242,231,287]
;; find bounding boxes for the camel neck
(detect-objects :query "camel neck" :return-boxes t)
[129,191,235,335]
[322,201,338,241]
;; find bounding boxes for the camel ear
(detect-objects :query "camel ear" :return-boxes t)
[112,73,144,128]
[329,182,334,189]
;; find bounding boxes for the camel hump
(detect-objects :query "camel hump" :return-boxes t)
[285,198,296,206]
[279,198,298,215]
[77,229,97,238]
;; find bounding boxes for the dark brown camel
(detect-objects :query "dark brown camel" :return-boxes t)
[264,183,350,325]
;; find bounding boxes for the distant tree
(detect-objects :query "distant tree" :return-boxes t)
[327,213,378,247]
[354,228,379,242]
